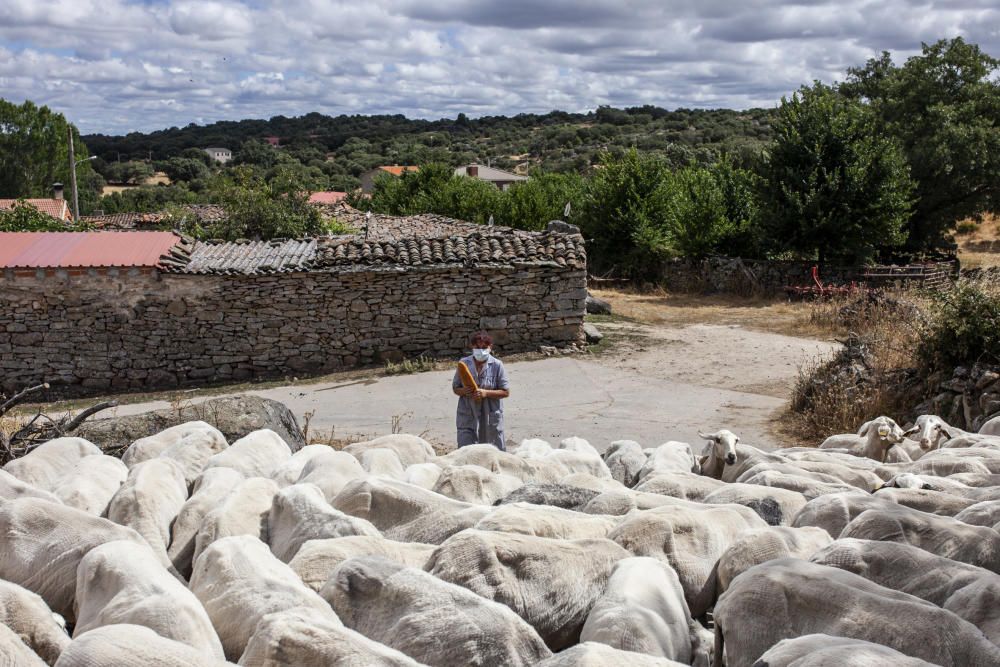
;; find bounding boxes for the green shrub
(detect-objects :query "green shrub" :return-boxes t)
[919,281,1000,371]
[956,220,980,234]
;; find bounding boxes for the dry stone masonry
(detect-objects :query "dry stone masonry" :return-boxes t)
[0,230,586,397]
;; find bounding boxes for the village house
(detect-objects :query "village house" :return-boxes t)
[359,165,419,193]
[203,147,232,163]
[0,217,586,397]
[454,164,529,191]
[0,183,71,221]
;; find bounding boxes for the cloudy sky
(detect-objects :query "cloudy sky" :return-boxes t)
[1,1,998,135]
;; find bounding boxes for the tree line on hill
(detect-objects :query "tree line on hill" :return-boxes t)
[1,38,999,275]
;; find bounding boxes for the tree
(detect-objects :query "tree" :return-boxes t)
[103,160,154,185]
[496,172,585,231]
[659,166,732,259]
[579,149,674,279]
[0,99,100,211]
[759,83,914,264]
[207,165,326,240]
[842,38,1000,250]
[159,157,210,184]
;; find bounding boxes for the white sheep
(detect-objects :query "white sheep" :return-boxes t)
[819,416,906,462]
[203,428,291,478]
[697,430,741,478]
[121,421,222,468]
[3,437,101,489]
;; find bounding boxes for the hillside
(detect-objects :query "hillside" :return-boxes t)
[82,106,774,186]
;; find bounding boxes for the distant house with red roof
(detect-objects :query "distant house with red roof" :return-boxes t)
[359,165,419,194]
[0,183,72,221]
[308,191,347,205]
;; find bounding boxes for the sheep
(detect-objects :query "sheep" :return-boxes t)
[427,529,630,651]
[0,623,47,666]
[322,556,553,666]
[53,624,230,667]
[0,579,70,665]
[812,537,1000,644]
[431,464,523,505]
[635,471,727,500]
[73,540,224,658]
[120,421,222,468]
[440,444,565,483]
[203,429,291,478]
[106,458,188,570]
[192,476,279,565]
[871,486,979,516]
[2,437,101,489]
[560,471,628,493]
[288,535,436,592]
[155,426,229,486]
[791,491,900,537]
[840,506,1000,572]
[714,558,1000,667]
[237,606,421,666]
[737,469,861,499]
[608,503,768,617]
[580,557,712,666]
[50,455,128,516]
[402,462,443,489]
[495,482,600,510]
[294,449,368,502]
[715,526,833,595]
[266,483,380,562]
[903,414,967,452]
[955,499,1000,527]
[355,447,407,479]
[268,444,333,487]
[0,469,61,503]
[343,433,437,467]
[558,436,601,456]
[697,430,742,479]
[819,415,906,462]
[637,441,701,483]
[189,535,332,661]
[476,502,618,539]
[602,439,646,487]
[702,484,808,526]
[534,642,689,666]
[333,477,490,544]
[753,634,938,667]
[979,414,1000,436]
[168,467,245,578]
[0,498,154,622]
[541,448,612,479]
[581,489,685,515]
[514,437,554,458]
[737,459,883,491]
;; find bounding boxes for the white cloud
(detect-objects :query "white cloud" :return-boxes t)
[0,0,997,134]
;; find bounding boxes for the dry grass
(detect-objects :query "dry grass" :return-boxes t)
[956,213,1000,269]
[590,288,839,339]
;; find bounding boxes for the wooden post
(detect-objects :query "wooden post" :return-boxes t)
[68,126,79,222]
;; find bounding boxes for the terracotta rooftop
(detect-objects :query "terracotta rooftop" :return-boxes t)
[374,165,419,176]
[160,238,318,275]
[0,231,183,269]
[308,191,348,205]
[0,198,70,220]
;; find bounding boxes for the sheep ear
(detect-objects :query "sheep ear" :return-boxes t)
[940,426,955,440]
[698,432,716,441]
[857,421,873,437]
[903,426,919,436]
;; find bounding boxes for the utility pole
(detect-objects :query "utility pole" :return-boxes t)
[67,127,79,222]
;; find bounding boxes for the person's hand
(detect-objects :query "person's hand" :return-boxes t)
[456,387,474,397]
[472,388,487,400]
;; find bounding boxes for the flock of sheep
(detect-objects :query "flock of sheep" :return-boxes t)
[3,410,1000,666]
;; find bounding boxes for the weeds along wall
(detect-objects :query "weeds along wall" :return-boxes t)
[0,264,586,397]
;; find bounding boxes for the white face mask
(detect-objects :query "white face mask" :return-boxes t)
[472,348,490,362]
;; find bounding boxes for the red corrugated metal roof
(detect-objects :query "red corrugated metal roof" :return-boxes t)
[0,231,182,269]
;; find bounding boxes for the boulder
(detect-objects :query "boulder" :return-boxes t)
[74,395,305,453]
[585,294,612,315]
[583,323,604,344]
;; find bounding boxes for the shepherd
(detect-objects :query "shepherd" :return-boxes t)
[452,330,510,450]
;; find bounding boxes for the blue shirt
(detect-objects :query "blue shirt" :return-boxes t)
[453,355,510,417]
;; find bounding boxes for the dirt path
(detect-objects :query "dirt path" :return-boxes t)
[93,315,837,452]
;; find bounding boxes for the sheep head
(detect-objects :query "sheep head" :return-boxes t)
[873,472,933,492]
[698,429,739,466]
[858,416,905,445]
[904,415,953,450]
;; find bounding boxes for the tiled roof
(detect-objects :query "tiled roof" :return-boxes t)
[81,212,168,229]
[0,198,70,220]
[308,191,347,205]
[0,231,183,269]
[160,238,318,275]
[375,165,418,176]
[317,231,585,270]
[326,203,486,241]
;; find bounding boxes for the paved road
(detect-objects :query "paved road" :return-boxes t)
[104,322,837,452]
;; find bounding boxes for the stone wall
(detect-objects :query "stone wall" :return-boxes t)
[911,363,1000,432]
[0,264,586,397]
[658,256,959,296]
